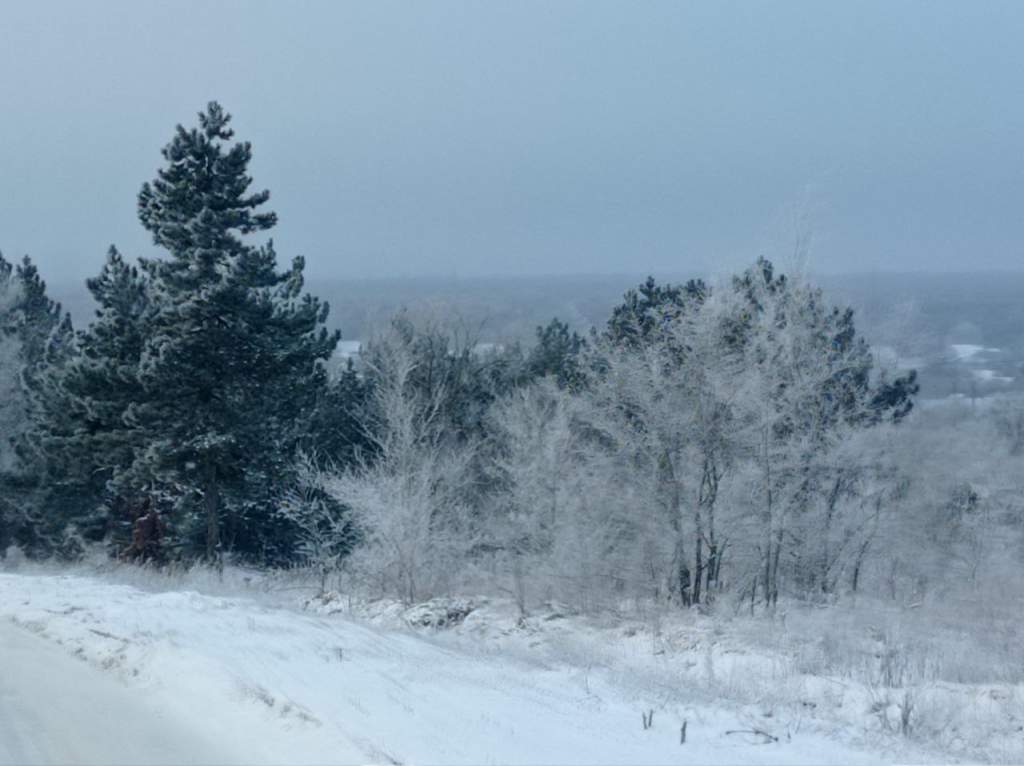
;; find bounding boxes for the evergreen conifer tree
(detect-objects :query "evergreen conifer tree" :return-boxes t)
[1,254,74,371]
[128,102,340,562]
[0,252,77,554]
[606,276,707,349]
[526,318,585,388]
[31,247,151,545]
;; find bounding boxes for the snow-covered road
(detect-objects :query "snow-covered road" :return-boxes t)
[0,621,235,765]
[0,572,930,765]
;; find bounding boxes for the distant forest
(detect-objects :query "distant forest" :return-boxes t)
[51,269,1024,347]
[3,104,1022,633]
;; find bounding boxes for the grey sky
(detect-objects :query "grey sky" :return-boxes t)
[1,1,1022,284]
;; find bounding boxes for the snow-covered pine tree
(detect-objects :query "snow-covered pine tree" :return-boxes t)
[0,253,21,471]
[129,102,339,563]
[28,247,151,545]
[0,253,24,551]
[10,255,77,480]
[726,258,918,604]
[526,318,586,388]
[1,254,74,370]
[605,275,707,350]
[306,356,371,467]
[0,252,77,554]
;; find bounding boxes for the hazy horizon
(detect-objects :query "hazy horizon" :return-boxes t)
[3,1,1023,284]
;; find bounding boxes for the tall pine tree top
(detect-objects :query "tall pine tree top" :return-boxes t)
[0,253,72,369]
[84,246,149,365]
[138,102,277,287]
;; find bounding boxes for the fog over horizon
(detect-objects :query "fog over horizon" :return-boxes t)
[2,1,1023,286]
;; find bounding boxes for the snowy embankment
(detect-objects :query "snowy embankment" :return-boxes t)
[0,621,240,765]
[0,570,977,765]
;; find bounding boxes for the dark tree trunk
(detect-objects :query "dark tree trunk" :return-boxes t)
[769,527,783,607]
[697,457,721,602]
[204,459,220,563]
[851,538,872,593]
[692,539,703,605]
[705,542,719,594]
[820,475,844,595]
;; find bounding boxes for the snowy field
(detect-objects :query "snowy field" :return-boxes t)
[0,567,1012,765]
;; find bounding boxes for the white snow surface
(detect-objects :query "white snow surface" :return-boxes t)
[950,343,1000,362]
[0,620,241,765]
[336,340,362,359]
[0,572,960,765]
[972,368,1014,384]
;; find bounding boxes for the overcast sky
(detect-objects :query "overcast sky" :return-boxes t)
[1,1,1022,284]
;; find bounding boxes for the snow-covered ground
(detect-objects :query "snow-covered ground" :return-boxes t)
[0,570,1004,764]
[950,344,1001,362]
[0,621,248,765]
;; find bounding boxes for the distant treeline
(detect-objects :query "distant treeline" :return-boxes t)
[5,104,1023,623]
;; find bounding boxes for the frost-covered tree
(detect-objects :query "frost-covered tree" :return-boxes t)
[127,102,340,563]
[1,254,74,373]
[487,381,580,611]
[725,259,916,606]
[306,357,372,466]
[30,246,151,544]
[0,257,26,550]
[482,262,918,612]
[0,252,76,554]
[277,453,355,594]
[526,318,586,388]
[361,310,502,445]
[605,275,707,350]
[863,401,1019,606]
[572,285,747,606]
[327,316,479,603]
[0,254,24,476]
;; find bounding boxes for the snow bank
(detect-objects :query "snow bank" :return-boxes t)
[0,572,955,764]
[338,593,1021,764]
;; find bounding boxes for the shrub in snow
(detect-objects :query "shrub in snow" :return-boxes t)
[278,454,354,595]
[402,597,476,629]
[303,590,347,616]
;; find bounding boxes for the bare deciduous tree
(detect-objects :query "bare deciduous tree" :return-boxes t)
[326,315,480,604]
